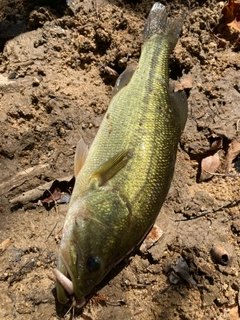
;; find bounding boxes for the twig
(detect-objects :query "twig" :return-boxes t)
[237,119,240,132]
[77,23,92,31]
[176,199,240,221]
[46,222,58,241]
[9,175,72,205]
[0,164,50,196]
[203,170,237,178]
[95,0,99,20]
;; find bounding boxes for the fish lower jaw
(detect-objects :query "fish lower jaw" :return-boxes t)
[53,268,87,308]
[53,268,74,296]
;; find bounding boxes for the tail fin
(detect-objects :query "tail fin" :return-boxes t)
[143,3,168,41]
[143,2,185,50]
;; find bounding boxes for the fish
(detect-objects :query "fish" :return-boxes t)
[53,2,188,307]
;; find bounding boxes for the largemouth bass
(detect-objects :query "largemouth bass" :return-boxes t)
[54,2,188,307]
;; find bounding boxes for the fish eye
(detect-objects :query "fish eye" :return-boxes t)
[86,256,102,272]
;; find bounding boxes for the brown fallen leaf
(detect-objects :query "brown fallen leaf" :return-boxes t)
[41,187,62,204]
[224,139,240,173]
[210,136,223,151]
[171,255,201,287]
[199,152,221,181]
[227,305,239,320]
[40,177,75,210]
[90,293,109,307]
[139,224,164,253]
[222,0,240,31]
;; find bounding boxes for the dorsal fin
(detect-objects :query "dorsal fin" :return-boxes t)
[74,139,89,178]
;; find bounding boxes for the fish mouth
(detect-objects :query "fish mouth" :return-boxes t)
[52,268,74,296]
[53,267,86,308]
[53,242,86,307]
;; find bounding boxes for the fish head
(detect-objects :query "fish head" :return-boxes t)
[54,190,132,306]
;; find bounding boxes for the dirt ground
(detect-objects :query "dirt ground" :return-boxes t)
[0,0,240,319]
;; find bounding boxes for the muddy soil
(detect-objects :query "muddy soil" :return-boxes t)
[0,0,240,319]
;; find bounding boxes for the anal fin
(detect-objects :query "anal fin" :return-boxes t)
[112,64,137,97]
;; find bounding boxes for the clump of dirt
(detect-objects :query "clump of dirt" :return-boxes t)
[0,0,239,319]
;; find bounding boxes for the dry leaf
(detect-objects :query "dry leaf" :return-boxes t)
[199,152,221,181]
[172,255,200,287]
[227,305,239,320]
[224,139,240,173]
[222,0,240,31]
[40,177,75,210]
[139,224,164,253]
[41,187,62,204]
[210,137,223,151]
[228,18,240,30]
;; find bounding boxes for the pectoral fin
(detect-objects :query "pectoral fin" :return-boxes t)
[74,139,89,178]
[91,149,134,186]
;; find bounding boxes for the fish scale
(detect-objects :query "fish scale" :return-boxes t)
[54,2,188,306]
[76,35,179,220]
